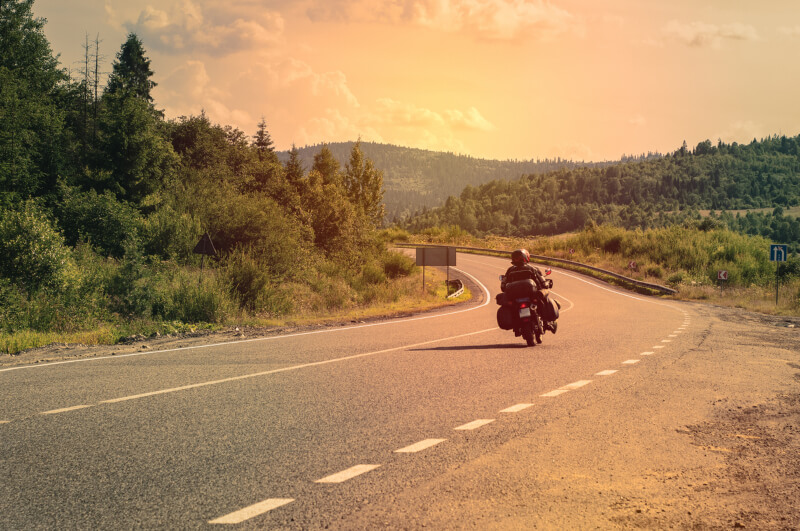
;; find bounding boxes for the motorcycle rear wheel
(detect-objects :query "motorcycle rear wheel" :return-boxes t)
[522,324,535,346]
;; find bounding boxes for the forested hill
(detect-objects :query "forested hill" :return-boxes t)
[278,142,634,221]
[400,136,800,248]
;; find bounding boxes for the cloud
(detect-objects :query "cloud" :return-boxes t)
[629,114,646,127]
[305,0,574,40]
[662,20,758,48]
[715,120,766,145]
[124,0,284,55]
[779,25,800,37]
[154,60,256,126]
[445,107,495,131]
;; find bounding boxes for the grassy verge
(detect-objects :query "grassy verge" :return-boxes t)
[0,259,471,356]
[397,226,800,316]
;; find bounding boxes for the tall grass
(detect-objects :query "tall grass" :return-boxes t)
[0,246,430,354]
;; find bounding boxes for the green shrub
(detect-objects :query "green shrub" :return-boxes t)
[645,265,663,279]
[56,186,143,258]
[164,276,235,323]
[0,201,78,294]
[382,251,416,279]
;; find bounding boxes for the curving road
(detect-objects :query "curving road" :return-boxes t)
[0,252,711,528]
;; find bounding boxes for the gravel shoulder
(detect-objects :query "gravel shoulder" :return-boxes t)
[334,303,800,529]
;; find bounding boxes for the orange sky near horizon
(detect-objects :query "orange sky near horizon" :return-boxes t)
[34,0,800,162]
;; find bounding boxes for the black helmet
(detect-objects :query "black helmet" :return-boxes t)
[511,249,530,265]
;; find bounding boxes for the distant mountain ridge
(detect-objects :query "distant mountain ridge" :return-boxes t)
[277,142,629,221]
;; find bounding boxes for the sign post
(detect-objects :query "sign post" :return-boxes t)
[717,270,728,292]
[770,244,788,304]
[193,232,217,273]
[416,246,457,296]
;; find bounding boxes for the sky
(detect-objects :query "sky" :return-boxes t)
[33,0,800,162]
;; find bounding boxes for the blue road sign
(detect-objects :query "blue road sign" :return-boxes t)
[770,244,788,262]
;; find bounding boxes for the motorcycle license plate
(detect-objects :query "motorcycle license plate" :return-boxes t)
[519,307,531,319]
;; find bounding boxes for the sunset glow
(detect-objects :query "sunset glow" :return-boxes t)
[35,0,800,161]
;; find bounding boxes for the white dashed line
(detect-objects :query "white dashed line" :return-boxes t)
[668,334,677,337]
[661,339,672,343]
[41,405,92,415]
[595,370,618,376]
[315,464,381,483]
[455,419,495,430]
[500,403,533,413]
[209,498,295,525]
[653,346,665,349]
[640,351,655,356]
[541,389,569,397]
[395,439,446,453]
[622,359,640,365]
[0,420,10,424]
[561,380,592,390]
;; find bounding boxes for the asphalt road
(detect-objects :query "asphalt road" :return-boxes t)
[1,252,701,529]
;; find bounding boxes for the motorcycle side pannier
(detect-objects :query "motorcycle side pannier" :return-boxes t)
[496,306,515,330]
[543,297,560,321]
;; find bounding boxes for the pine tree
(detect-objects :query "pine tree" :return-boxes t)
[0,0,67,206]
[344,140,385,227]
[105,33,155,102]
[252,117,277,163]
[284,144,304,188]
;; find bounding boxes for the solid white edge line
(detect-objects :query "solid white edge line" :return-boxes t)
[314,464,381,483]
[455,419,495,430]
[209,498,294,525]
[395,438,447,453]
[40,405,92,415]
[94,328,498,406]
[499,403,534,413]
[1,263,492,374]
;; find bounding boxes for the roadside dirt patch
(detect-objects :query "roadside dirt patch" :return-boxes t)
[677,392,800,530]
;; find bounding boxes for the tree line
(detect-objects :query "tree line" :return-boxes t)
[278,142,624,222]
[1,0,402,343]
[400,136,800,252]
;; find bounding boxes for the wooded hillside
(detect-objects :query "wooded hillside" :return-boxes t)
[400,137,800,252]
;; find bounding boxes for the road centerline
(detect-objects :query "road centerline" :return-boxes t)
[500,403,533,413]
[455,419,495,430]
[208,498,294,525]
[395,439,447,453]
[315,464,381,483]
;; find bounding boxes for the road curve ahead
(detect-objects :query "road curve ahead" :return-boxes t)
[1,252,702,529]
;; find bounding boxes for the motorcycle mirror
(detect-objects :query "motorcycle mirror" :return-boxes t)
[545,268,552,276]
[499,275,505,281]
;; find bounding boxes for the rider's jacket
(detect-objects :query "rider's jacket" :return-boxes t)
[501,264,546,292]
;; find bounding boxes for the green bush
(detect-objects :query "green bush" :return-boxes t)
[382,251,416,279]
[56,186,143,258]
[0,201,78,294]
[163,275,235,323]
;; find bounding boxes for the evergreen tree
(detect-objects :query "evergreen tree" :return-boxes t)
[284,144,304,188]
[252,117,277,163]
[97,35,176,203]
[344,140,385,227]
[105,33,155,102]
[311,145,340,186]
[0,0,67,206]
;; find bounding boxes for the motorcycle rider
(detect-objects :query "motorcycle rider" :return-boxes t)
[501,249,558,333]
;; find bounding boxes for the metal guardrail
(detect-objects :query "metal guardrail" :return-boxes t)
[394,242,677,295]
[447,279,464,299]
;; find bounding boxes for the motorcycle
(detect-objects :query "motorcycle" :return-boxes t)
[496,268,555,347]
